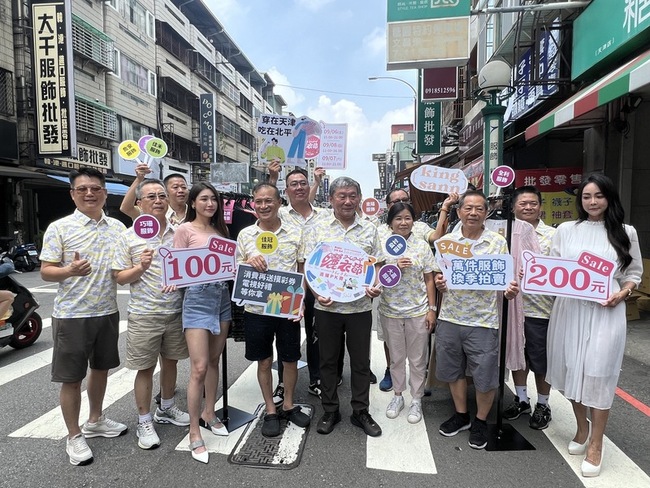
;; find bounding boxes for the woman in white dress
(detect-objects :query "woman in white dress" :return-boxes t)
[546,173,643,477]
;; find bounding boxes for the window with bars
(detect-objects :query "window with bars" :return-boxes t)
[0,69,14,116]
[75,96,118,140]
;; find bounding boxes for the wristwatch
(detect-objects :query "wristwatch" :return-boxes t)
[428,305,437,312]
[623,288,633,300]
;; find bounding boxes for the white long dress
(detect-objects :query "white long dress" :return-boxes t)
[546,220,643,409]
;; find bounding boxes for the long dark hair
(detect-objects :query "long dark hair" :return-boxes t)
[576,173,631,270]
[387,202,416,228]
[186,182,229,238]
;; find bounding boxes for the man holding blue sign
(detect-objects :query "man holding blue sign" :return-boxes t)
[301,177,385,437]
[236,182,311,438]
[433,190,519,450]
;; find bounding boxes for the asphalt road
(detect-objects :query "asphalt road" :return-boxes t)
[1,270,649,488]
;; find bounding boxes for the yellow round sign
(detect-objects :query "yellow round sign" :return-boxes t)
[255,231,278,255]
[118,140,141,160]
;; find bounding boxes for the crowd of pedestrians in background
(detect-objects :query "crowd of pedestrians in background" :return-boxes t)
[39,166,642,477]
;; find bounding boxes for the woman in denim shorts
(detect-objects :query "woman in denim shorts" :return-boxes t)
[173,182,231,464]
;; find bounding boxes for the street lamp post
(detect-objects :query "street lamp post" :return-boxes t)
[368,75,418,154]
[476,60,513,196]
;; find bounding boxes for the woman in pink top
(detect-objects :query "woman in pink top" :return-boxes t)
[173,182,231,464]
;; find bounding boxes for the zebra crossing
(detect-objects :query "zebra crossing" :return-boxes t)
[1,301,649,486]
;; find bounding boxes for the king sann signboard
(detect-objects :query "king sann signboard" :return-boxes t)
[32,0,76,157]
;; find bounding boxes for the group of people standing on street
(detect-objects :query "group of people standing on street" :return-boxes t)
[40,164,642,477]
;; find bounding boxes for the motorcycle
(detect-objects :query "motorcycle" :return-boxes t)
[0,231,39,272]
[0,272,43,349]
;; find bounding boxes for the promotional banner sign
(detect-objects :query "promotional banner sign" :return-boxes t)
[521,251,615,303]
[318,123,348,169]
[434,238,514,291]
[410,165,468,194]
[257,114,321,167]
[199,93,216,163]
[159,236,237,287]
[304,241,377,303]
[32,0,76,157]
[232,264,305,318]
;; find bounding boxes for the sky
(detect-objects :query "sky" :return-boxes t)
[205,0,419,199]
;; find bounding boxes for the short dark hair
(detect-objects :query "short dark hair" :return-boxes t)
[458,189,487,209]
[252,182,281,200]
[286,168,308,181]
[385,189,409,205]
[386,202,416,227]
[513,185,542,205]
[69,167,105,187]
[163,173,187,186]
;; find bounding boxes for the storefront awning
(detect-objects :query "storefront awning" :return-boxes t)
[0,165,47,179]
[525,48,650,141]
[47,175,130,196]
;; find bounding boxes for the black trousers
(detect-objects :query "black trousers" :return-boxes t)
[315,309,372,413]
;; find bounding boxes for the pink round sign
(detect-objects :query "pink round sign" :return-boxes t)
[133,214,160,240]
[491,165,516,188]
[304,134,321,159]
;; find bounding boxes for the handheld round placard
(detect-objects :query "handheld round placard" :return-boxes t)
[133,214,160,240]
[255,231,278,255]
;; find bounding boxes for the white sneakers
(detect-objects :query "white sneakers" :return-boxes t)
[386,396,423,423]
[386,395,405,419]
[81,415,128,438]
[154,405,190,426]
[407,401,422,424]
[137,420,161,450]
[66,434,93,466]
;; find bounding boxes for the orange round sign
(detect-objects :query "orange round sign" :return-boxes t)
[361,198,380,216]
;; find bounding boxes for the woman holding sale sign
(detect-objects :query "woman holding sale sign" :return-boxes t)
[173,182,231,464]
[546,173,643,477]
[377,202,436,425]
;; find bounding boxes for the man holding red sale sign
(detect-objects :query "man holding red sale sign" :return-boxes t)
[236,182,311,438]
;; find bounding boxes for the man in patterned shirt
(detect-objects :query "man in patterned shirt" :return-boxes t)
[433,190,519,450]
[112,179,190,450]
[236,182,311,437]
[301,176,385,437]
[503,186,556,429]
[41,168,128,466]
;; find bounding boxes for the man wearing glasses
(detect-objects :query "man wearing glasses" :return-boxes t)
[41,167,128,466]
[112,179,190,450]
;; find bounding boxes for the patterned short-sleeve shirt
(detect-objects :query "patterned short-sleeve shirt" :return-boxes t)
[300,213,385,314]
[378,233,435,318]
[433,225,509,329]
[236,220,303,315]
[522,220,556,319]
[112,221,182,315]
[40,209,126,318]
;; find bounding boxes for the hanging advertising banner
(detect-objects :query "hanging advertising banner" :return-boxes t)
[199,94,216,163]
[386,0,471,70]
[505,26,560,123]
[32,0,76,157]
[421,67,458,101]
[417,101,441,155]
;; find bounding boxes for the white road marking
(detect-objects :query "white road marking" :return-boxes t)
[7,321,137,440]
[0,321,124,388]
[367,331,436,474]
[507,377,650,486]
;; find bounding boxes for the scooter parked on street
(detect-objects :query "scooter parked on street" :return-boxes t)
[0,231,39,272]
[0,270,43,349]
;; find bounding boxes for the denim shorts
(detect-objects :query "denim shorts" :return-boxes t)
[182,281,232,335]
